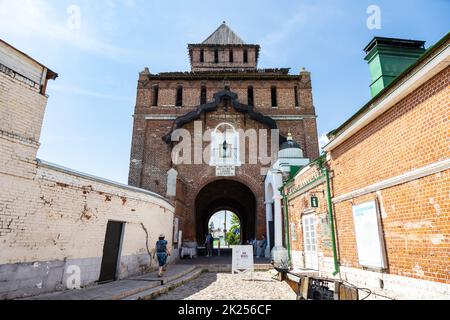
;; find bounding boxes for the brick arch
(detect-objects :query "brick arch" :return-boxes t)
[195,179,257,244]
[192,174,262,204]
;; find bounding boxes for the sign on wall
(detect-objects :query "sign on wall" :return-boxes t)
[231,245,254,275]
[311,196,319,208]
[216,165,236,177]
[352,201,387,269]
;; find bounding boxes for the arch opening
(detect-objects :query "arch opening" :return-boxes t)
[208,211,241,249]
[195,179,256,245]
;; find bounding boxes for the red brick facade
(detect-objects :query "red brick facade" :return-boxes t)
[330,66,449,283]
[284,36,449,299]
[129,26,320,243]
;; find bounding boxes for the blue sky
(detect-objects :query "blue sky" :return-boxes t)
[0,0,448,184]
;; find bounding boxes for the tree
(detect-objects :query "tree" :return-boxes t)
[225,214,241,246]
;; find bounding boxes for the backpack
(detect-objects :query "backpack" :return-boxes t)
[156,240,167,253]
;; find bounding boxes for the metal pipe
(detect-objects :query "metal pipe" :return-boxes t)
[324,167,340,276]
[280,187,292,263]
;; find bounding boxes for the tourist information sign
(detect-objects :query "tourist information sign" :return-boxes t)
[231,245,254,275]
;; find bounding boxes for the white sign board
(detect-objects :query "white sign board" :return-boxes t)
[352,201,387,269]
[216,166,236,177]
[231,245,254,275]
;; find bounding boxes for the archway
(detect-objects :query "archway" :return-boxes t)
[195,179,256,245]
[208,211,241,249]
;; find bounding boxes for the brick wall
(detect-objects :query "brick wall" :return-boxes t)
[129,71,320,242]
[285,62,449,298]
[0,62,48,144]
[329,67,449,286]
[285,164,334,271]
[0,42,176,299]
[190,46,258,72]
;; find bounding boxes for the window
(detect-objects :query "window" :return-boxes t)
[176,86,183,107]
[214,49,219,63]
[294,86,299,107]
[200,86,207,105]
[200,49,204,63]
[210,123,241,167]
[152,85,159,107]
[271,86,278,107]
[248,86,254,107]
[243,49,248,63]
[229,49,234,63]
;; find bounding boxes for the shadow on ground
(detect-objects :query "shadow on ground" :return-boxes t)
[156,273,218,300]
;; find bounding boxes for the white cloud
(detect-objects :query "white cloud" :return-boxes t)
[0,0,144,63]
[258,1,341,63]
[50,84,133,102]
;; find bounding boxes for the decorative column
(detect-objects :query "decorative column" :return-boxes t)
[273,193,284,248]
[271,171,289,266]
[265,201,273,256]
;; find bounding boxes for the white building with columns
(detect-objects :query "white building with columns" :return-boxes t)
[264,134,311,263]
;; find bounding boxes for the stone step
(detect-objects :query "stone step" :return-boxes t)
[122,267,204,300]
[26,264,197,300]
[128,265,197,285]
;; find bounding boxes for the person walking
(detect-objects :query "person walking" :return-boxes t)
[260,235,268,258]
[156,234,170,277]
[205,233,213,257]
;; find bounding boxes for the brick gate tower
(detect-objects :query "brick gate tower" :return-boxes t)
[129,23,320,244]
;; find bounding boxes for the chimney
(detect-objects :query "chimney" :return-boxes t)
[364,37,426,98]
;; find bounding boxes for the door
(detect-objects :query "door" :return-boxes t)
[269,221,275,250]
[302,215,319,270]
[99,221,124,283]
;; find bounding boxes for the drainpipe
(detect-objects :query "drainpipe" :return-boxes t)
[323,167,340,276]
[280,188,292,263]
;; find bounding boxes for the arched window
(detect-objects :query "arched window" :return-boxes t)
[214,49,219,63]
[200,86,207,105]
[200,49,205,63]
[248,86,254,107]
[210,123,241,166]
[271,86,278,107]
[176,86,183,107]
[243,49,249,64]
[229,49,234,63]
[152,84,159,107]
[294,86,300,108]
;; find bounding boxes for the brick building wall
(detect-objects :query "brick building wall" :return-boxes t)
[189,45,259,72]
[327,66,450,298]
[0,41,175,299]
[129,70,320,242]
[286,36,449,299]
[285,163,334,272]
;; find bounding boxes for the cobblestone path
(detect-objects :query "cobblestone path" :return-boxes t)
[157,271,297,300]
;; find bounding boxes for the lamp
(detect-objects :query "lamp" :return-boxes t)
[222,140,228,158]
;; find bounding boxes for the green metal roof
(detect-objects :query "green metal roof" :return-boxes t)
[328,32,450,139]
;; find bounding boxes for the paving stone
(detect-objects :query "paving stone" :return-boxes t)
[156,271,296,300]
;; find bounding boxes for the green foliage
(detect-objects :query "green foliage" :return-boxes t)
[225,213,241,246]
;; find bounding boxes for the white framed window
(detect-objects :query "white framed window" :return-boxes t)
[302,214,319,270]
[210,123,241,167]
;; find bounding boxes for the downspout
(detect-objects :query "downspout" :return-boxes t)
[323,166,340,276]
[280,187,292,263]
